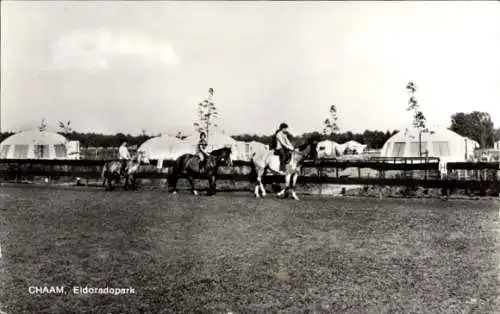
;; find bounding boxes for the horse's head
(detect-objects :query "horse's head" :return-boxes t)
[133,150,150,165]
[210,147,233,167]
[297,137,320,162]
[139,150,150,165]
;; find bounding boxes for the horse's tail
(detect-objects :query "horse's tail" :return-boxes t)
[101,163,107,186]
[168,157,182,188]
[249,156,258,183]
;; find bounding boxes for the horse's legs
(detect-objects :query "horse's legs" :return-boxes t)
[254,168,266,198]
[123,175,129,190]
[291,173,300,200]
[259,177,266,197]
[254,179,260,198]
[188,177,198,196]
[129,175,136,190]
[259,168,267,197]
[255,176,264,198]
[106,173,115,190]
[277,174,291,198]
[169,170,179,194]
[207,175,216,196]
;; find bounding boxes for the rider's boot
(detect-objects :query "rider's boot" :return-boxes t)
[277,161,286,175]
[280,159,286,172]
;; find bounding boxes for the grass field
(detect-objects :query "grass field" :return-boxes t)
[0,186,499,313]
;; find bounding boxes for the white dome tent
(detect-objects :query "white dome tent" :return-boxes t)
[380,126,475,162]
[138,135,193,162]
[0,129,71,159]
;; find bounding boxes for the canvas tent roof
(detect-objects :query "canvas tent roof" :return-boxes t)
[0,129,70,159]
[184,131,237,147]
[2,129,67,146]
[138,135,193,160]
[337,140,367,154]
[317,140,342,157]
[342,140,363,147]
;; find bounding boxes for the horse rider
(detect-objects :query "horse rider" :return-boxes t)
[118,141,131,176]
[197,131,210,169]
[273,123,295,172]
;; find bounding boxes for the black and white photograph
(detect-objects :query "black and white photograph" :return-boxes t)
[1,1,500,313]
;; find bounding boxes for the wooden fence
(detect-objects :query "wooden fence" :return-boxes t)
[0,158,499,192]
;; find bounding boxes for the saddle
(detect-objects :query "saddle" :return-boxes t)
[190,155,209,172]
[274,149,292,171]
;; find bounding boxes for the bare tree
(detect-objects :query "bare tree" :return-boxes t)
[39,119,48,132]
[323,105,340,137]
[406,81,431,156]
[58,120,72,133]
[193,88,218,142]
[175,131,187,140]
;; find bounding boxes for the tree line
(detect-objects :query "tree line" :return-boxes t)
[0,129,398,149]
[1,112,499,149]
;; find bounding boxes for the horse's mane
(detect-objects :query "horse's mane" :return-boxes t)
[297,142,310,151]
[210,147,232,157]
[296,138,319,160]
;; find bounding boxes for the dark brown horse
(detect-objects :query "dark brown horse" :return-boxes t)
[169,147,233,196]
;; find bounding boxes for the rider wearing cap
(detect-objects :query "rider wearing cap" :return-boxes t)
[118,141,131,176]
[273,123,294,172]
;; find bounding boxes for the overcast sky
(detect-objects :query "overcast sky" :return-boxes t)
[1,1,499,136]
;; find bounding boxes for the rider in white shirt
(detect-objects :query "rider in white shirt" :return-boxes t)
[119,141,131,176]
[273,123,295,171]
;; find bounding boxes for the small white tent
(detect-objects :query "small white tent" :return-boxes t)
[338,140,367,154]
[235,140,268,161]
[231,141,249,161]
[494,140,500,150]
[248,141,268,153]
[380,127,475,162]
[317,140,341,158]
[0,129,72,159]
[465,138,480,151]
[138,135,193,161]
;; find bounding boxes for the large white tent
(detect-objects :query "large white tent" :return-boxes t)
[380,127,475,162]
[0,129,71,159]
[138,135,193,161]
[184,130,245,159]
[184,131,237,149]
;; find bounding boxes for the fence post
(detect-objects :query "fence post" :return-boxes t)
[16,162,20,182]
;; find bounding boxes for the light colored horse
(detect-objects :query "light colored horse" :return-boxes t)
[250,139,318,200]
[101,151,149,190]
